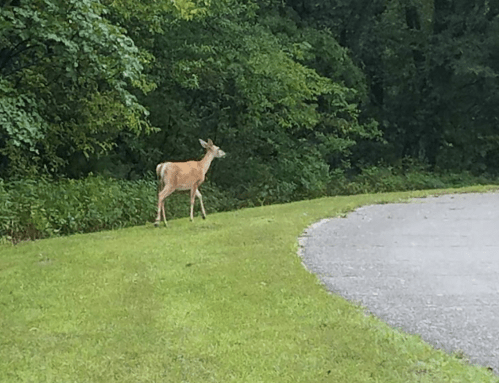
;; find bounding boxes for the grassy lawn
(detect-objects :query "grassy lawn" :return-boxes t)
[1,186,498,382]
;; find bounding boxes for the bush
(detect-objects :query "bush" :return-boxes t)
[327,164,496,196]
[0,175,238,243]
[1,167,496,243]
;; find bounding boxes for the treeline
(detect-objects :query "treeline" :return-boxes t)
[291,0,499,173]
[1,0,499,202]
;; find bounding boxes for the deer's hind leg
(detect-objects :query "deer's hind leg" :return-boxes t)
[155,184,175,227]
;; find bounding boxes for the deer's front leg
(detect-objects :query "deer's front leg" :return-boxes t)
[189,187,197,221]
[196,189,206,219]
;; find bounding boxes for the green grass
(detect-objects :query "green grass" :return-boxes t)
[1,186,498,382]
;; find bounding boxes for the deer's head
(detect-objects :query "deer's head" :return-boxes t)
[199,139,226,158]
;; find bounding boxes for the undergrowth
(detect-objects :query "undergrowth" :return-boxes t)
[0,177,236,243]
[1,166,497,243]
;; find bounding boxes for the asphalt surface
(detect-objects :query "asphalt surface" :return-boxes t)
[299,193,499,372]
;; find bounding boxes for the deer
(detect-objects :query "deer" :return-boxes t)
[154,139,226,227]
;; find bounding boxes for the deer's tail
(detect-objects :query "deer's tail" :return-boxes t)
[156,162,170,193]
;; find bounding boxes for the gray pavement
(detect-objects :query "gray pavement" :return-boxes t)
[300,193,499,372]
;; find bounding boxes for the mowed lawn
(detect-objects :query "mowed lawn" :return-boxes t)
[1,187,498,383]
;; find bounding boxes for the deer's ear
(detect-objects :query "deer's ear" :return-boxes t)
[207,139,213,146]
[199,139,208,148]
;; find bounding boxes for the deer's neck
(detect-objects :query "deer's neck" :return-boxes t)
[199,151,215,175]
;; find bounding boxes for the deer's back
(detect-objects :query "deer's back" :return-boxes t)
[163,161,204,190]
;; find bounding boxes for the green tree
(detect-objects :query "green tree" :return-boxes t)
[0,0,153,177]
[287,0,499,174]
[2,0,382,203]
[134,1,378,202]
[429,0,499,172]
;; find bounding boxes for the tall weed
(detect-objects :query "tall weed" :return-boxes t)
[1,167,496,243]
[0,176,237,243]
[328,164,495,195]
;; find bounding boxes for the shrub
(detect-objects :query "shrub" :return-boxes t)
[1,167,496,243]
[327,164,497,196]
[0,176,238,243]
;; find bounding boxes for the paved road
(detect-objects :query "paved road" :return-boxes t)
[300,193,499,372]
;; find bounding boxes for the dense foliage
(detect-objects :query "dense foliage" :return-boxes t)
[0,176,237,242]
[1,170,493,243]
[288,0,499,172]
[1,0,499,240]
[0,0,154,176]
